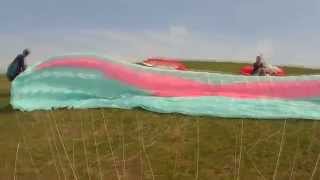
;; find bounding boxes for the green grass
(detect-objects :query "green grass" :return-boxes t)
[184,60,320,75]
[1,61,320,179]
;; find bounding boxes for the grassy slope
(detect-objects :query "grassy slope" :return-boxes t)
[1,62,320,179]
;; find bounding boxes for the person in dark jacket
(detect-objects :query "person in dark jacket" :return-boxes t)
[6,49,30,81]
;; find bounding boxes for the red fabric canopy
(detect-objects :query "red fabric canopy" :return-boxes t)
[142,57,188,70]
[240,65,285,76]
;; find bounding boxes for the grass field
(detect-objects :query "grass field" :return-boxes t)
[1,61,320,180]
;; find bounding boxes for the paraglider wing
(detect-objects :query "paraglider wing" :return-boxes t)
[240,65,253,75]
[141,57,188,70]
[240,65,286,76]
[10,55,320,120]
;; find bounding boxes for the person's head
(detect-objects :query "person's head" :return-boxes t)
[256,55,261,63]
[22,49,30,57]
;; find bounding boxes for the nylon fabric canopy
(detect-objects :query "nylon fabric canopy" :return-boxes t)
[10,55,320,120]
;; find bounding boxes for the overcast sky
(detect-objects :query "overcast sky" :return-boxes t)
[1,0,320,71]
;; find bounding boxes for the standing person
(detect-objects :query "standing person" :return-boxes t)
[6,49,30,81]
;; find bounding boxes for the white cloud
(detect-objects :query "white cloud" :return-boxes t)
[1,25,320,72]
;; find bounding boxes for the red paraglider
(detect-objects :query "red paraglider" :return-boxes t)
[240,65,285,76]
[140,57,188,71]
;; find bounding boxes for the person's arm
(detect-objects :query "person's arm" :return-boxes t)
[21,58,26,71]
[17,55,26,71]
[252,62,259,74]
[15,55,25,72]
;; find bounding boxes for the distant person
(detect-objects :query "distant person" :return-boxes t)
[6,49,30,81]
[251,55,266,76]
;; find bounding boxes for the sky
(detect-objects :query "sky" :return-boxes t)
[1,0,320,71]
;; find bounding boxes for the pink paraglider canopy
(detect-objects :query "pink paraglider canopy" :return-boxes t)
[142,57,188,70]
